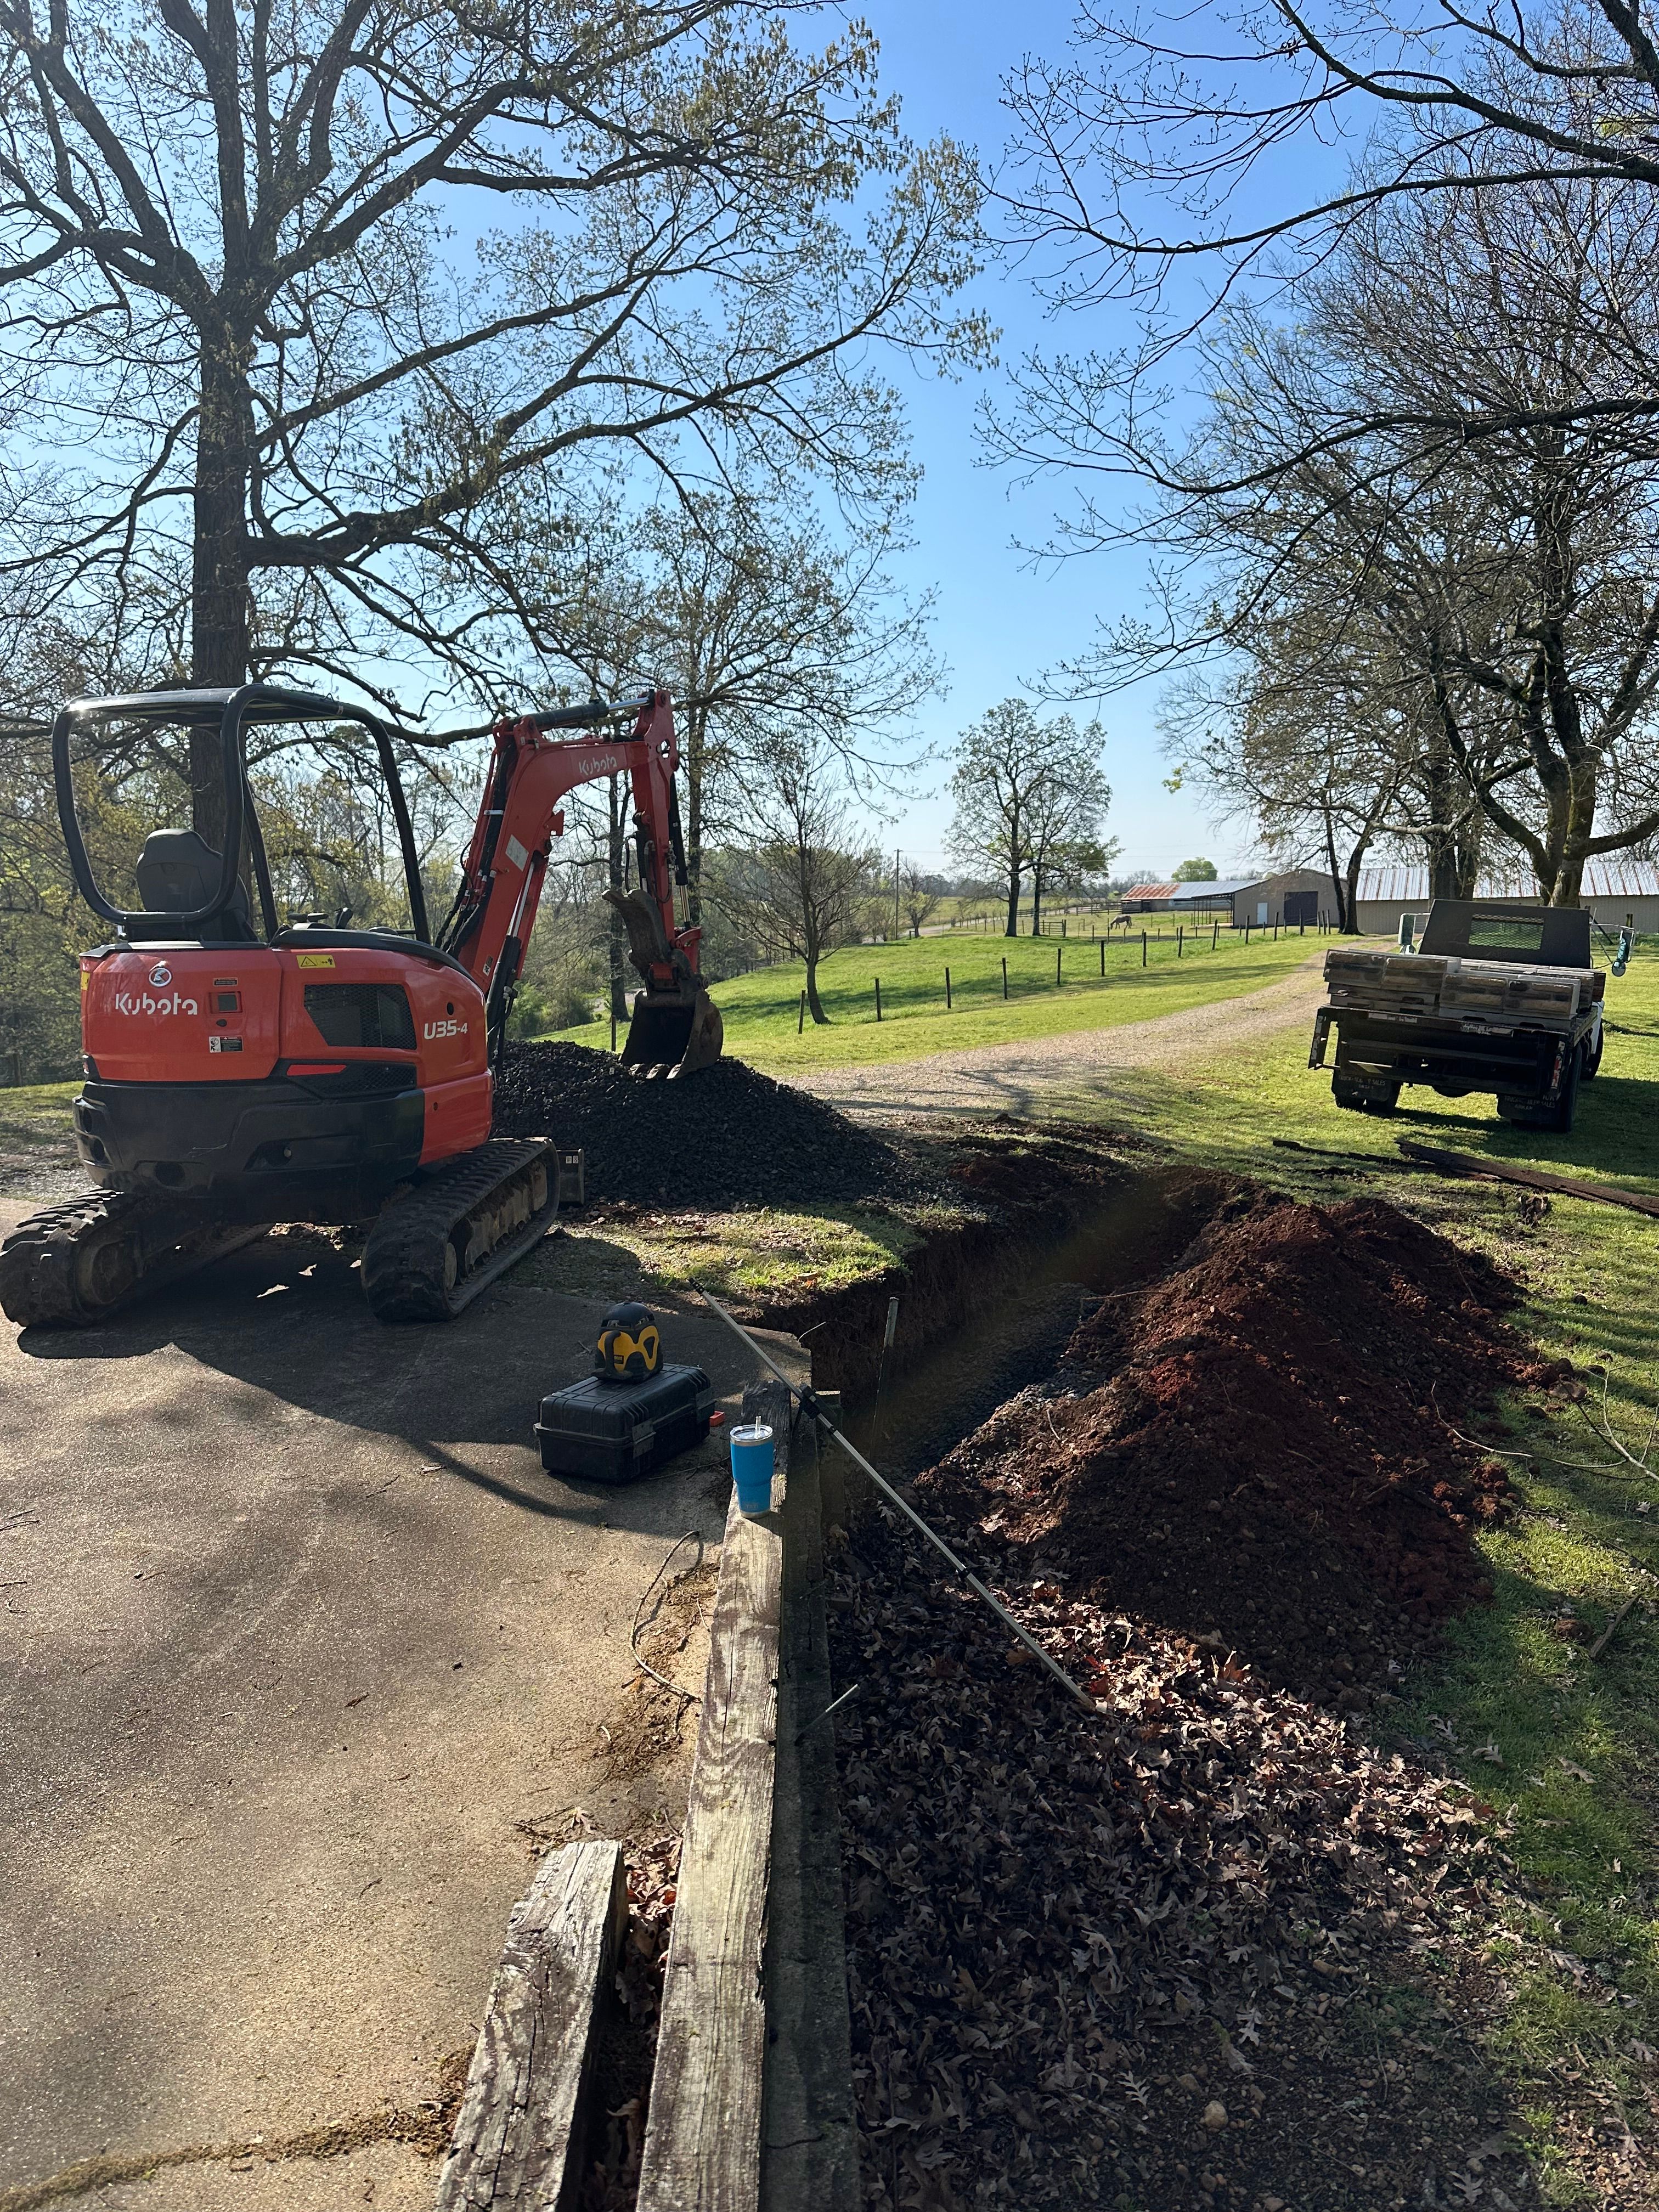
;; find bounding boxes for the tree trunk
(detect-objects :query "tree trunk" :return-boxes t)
[190,327,256,850]
[1344,844,1366,938]
[805,953,830,1023]
[1030,860,1043,937]
[1421,724,1466,901]
[1321,804,1351,933]
[1004,857,1020,936]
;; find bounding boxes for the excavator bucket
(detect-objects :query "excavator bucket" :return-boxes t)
[619,984,724,1079]
[603,883,725,1078]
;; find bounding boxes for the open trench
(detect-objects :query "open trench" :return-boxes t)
[747,1139,1559,2212]
[758,1149,1234,1484]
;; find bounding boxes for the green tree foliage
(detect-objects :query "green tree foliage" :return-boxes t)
[1173,858,1218,882]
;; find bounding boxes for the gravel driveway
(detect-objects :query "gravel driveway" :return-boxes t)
[786,954,1327,1116]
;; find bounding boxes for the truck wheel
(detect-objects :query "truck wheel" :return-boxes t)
[1545,1045,1583,1133]
[1583,1027,1604,1079]
[1333,1077,1398,1114]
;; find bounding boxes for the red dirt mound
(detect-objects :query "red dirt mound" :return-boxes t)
[921,1192,1536,1699]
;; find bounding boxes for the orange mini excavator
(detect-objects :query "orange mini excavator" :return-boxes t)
[0,684,721,1328]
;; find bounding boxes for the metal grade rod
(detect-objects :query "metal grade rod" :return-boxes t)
[695,1283,1093,1708]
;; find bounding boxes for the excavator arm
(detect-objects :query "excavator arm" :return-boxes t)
[436,690,723,1077]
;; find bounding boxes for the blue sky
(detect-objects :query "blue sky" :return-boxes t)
[859,0,1247,880]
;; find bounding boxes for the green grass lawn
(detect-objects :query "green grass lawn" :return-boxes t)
[1045,949,1659,2198]
[544,922,1322,1069]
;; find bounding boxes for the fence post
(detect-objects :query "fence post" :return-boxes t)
[1141,930,1147,967]
[1244,921,1250,945]
[1056,944,1062,987]
[1099,938,1105,977]
[945,967,952,1010]
[1212,919,1219,950]
[1001,957,1008,1000]
[874,978,881,1023]
[1177,926,1183,958]
[611,1007,618,1052]
[798,990,806,1035]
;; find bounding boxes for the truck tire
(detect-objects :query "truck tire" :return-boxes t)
[1583,1026,1604,1079]
[1505,1046,1583,1134]
[1546,1044,1583,1133]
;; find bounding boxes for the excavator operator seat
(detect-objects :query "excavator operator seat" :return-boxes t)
[133,828,256,940]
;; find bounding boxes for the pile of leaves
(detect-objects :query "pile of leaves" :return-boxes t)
[830,1516,1538,2211]
[494,1040,923,1207]
[921,1193,1535,1699]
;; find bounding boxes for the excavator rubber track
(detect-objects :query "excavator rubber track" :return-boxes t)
[0,1186,269,1329]
[358,1137,557,1323]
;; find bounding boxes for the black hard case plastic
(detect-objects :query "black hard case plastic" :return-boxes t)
[533,1362,715,1483]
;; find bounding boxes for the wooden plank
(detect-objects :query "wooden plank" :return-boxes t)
[434,1838,626,2212]
[760,1385,859,2212]
[1395,1138,1659,1220]
[636,1429,783,2212]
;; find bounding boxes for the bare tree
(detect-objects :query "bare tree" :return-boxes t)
[0,0,984,839]
[506,476,942,921]
[946,698,1111,935]
[1087,155,1659,905]
[994,0,1659,472]
[900,864,943,936]
[706,733,876,1022]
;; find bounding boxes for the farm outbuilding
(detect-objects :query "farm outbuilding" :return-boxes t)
[1352,864,1659,938]
[1117,880,1180,914]
[1170,868,1341,928]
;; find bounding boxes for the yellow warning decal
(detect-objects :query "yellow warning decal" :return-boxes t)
[295,953,336,969]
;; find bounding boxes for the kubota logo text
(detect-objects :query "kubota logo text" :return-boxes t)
[424,1018,469,1038]
[113,990,200,1017]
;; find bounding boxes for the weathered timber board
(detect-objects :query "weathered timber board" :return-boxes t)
[1395,1139,1659,1219]
[635,1470,783,2212]
[758,1381,859,2212]
[434,1837,626,2212]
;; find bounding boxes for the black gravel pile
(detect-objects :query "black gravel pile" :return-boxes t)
[493,1040,921,1207]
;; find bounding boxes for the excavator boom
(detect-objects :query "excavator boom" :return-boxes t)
[436,691,722,1077]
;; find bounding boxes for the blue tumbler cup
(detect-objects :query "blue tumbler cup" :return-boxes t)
[730,1423,776,1515]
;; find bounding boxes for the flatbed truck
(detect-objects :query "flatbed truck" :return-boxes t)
[1308,899,1617,1134]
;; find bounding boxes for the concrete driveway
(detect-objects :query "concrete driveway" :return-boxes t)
[0,1209,780,2210]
